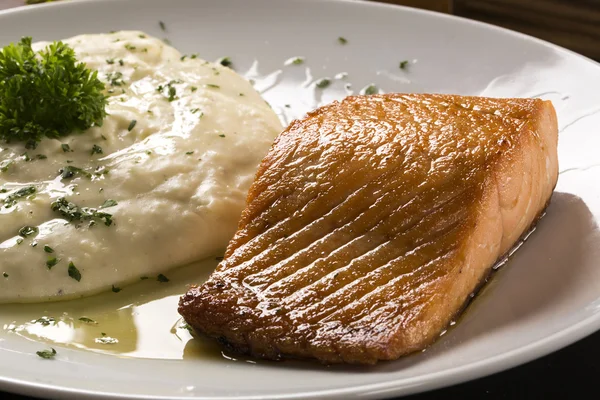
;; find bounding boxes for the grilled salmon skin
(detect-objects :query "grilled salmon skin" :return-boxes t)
[179,94,559,364]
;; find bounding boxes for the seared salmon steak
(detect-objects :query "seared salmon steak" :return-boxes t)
[179,94,558,364]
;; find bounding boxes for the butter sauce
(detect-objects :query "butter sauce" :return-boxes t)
[0,258,220,360]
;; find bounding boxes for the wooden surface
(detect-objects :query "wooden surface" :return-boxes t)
[377,0,600,61]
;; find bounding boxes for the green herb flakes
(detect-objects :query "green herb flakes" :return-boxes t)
[399,60,409,69]
[46,257,58,269]
[159,21,166,31]
[68,261,81,281]
[0,160,12,172]
[2,272,7,278]
[363,84,378,95]
[100,199,118,208]
[51,197,114,227]
[44,245,54,253]
[338,37,348,45]
[217,57,233,67]
[95,336,118,344]
[34,316,55,326]
[315,78,331,89]
[111,285,121,293]
[106,71,125,87]
[61,144,72,152]
[59,165,92,180]
[286,56,305,66]
[4,186,36,208]
[36,348,56,359]
[18,225,38,238]
[157,274,170,283]
[79,317,97,324]
[127,120,137,131]
[91,144,103,155]
[205,84,220,89]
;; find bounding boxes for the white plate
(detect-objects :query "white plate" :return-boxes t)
[2,0,600,399]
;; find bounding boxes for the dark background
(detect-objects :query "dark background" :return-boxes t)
[2,0,600,399]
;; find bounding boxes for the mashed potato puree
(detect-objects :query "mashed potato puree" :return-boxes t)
[0,31,282,303]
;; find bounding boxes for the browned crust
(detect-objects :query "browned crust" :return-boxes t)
[179,94,559,365]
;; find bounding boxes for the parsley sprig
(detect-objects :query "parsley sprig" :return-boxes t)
[0,37,107,147]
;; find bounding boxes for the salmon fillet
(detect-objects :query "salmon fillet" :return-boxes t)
[179,93,559,364]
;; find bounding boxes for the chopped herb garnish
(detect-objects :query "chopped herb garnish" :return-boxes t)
[59,165,92,180]
[218,134,226,138]
[190,108,200,114]
[190,86,198,92]
[34,316,55,326]
[159,21,166,31]
[21,152,31,162]
[399,60,409,69]
[140,276,149,280]
[61,143,72,152]
[338,37,348,44]
[0,160,12,172]
[78,317,97,324]
[111,285,121,293]
[362,84,378,95]
[4,186,36,208]
[31,241,38,247]
[36,154,47,160]
[239,93,244,96]
[124,44,136,51]
[2,272,7,278]
[18,225,38,238]
[217,57,232,67]
[68,261,81,281]
[167,86,176,101]
[127,120,137,131]
[0,37,107,145]
[16,238,23,245]
[106,58,115,65]
[118,59,124,66]
[190,54,198,59]
[179,323,193,334]
[100,199,118,208]
[286,56,305,65]
[91,144,103,155]
[315,78,331,89]
[36,348,56,359]
[106,71,125,87]
[185,151,194,155]
[46,257,58,269]
[157,274,169,283]
[51,197,114,227]
[95,336,118,344]
[205,84,220,89]
[44,245,54,253]
[138,34,146,38]
[284,104,291,108]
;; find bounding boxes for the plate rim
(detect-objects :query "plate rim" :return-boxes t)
[0,0,599,399]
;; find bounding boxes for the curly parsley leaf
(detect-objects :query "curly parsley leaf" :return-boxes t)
[0,37,107,146]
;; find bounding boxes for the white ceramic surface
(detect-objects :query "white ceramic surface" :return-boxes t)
[1,0,600,399]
